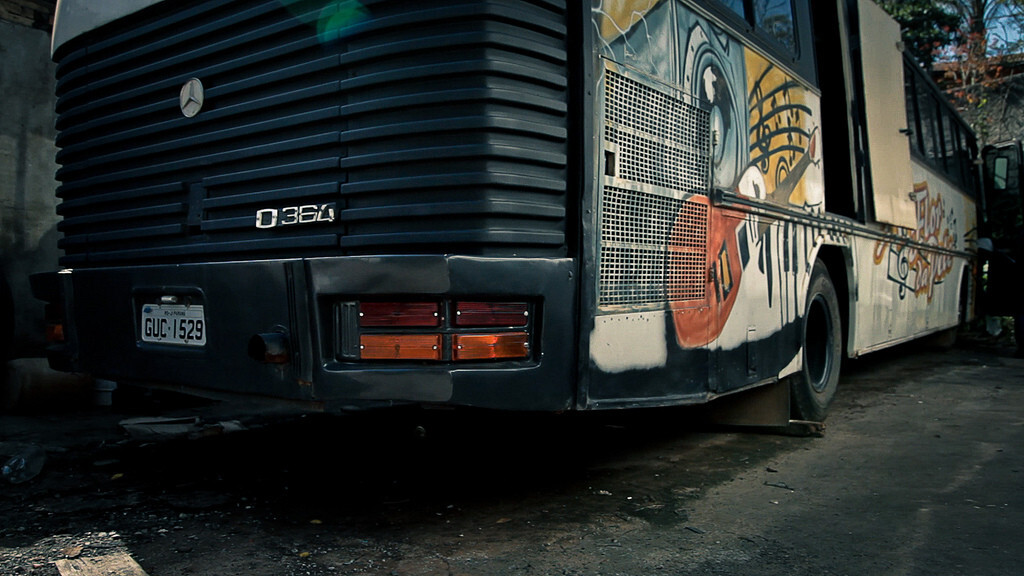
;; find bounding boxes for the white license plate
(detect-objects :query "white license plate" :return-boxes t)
[141,304,207,346]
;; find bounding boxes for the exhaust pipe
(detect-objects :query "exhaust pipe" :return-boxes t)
[248,331,290,364]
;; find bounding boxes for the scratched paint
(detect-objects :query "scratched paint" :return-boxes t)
[594,0,675,81]
[590,312,669,373]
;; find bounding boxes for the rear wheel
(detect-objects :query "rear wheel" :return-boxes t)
[791,261,841,422]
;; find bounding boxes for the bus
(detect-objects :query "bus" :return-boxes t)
[33,0,994,424]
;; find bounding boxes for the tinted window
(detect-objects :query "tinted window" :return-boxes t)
[918,90,942,168]
[945,119,962,184]
[721,0,745,17]
[903,58,977,193]
[993,156,1009,189]
[754,0,796,51]
[904,66,924,156]
[959,127,975,190]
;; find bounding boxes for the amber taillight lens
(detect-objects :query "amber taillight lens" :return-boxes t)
[360,334,443,361]
[453,332,530,361]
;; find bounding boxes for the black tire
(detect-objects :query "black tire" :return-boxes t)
[791,260,842,422]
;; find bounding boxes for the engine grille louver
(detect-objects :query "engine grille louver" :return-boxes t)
[53,0,570,267]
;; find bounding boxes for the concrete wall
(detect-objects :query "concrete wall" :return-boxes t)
[0,19,60,358]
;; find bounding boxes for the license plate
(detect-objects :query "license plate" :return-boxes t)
[141,304,207,346]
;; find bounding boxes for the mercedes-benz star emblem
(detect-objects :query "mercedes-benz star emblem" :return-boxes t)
[179,78,205,118]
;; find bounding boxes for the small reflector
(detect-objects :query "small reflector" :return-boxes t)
[453,332,530,361]
[359,302,440,327]
[454,302,529,327]
[360,334,442,361]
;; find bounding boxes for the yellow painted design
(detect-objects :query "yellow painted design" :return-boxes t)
[596,0,665,41]
[744,50,820,210]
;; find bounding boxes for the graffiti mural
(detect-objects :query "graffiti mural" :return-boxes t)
[592,1,825,365]
[678,8,747,189]
[873,182,958,301]
[586,0,973,403]
[672,45,823,351]
[744,55,822,212]
[727,52,822,325]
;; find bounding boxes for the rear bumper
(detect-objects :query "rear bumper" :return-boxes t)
[33,256,578,411]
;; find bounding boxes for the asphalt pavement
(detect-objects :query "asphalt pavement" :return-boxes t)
[1,335,1022,576]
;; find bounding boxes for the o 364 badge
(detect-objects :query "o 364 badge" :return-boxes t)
[256,203,337,229]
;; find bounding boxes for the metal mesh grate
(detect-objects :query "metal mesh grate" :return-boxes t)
[666,200,708,302]
[598,67,711,308]
[599,187,707,306]
[604,69,711,193]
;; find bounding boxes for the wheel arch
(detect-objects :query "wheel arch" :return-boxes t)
[812,245,853,360]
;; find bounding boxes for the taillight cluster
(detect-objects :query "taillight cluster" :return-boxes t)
[342,300,533,362]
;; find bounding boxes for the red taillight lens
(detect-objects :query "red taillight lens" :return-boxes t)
[359,302,440,327]
[454,302,529,327]
[360,334,442,360]
[346,299,533,362]
[453,332,530,361]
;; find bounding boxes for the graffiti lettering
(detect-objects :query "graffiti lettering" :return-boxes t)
[873,183,956,301]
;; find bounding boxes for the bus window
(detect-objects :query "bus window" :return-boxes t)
[904,64,924,157]
[959,127,977,195]
[919,92,942,169]
[755,0,797,52]
[942,108,957,175]
[946,120,963,187]
[993,156,1009,189]
[721,0,745,18]
[903,54,979,192]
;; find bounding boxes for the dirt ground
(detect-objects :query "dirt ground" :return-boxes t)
[1,335,1023,576]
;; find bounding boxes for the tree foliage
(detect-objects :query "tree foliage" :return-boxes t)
[940,0,1024,54]
[877,0,960,68]
[880,0,1024,62]
[880,0,1024,144]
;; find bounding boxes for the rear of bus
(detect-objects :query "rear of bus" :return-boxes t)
[36,0,580,411]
